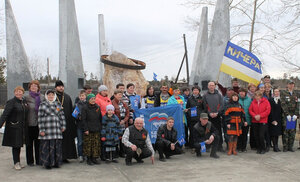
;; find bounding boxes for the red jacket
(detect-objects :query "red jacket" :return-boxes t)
[249,97,271,124]
[95,93,112,116]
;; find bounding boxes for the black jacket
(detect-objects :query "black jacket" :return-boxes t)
[74,100,87,130]
[82,103,102,132]
[154,92,172,107]
[156,124,177,146]
[0,97,27,147]
[268,97,282,136]
[186,95,205,120]
[193,121,218,144]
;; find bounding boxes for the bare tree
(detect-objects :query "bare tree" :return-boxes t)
[183,0,284,72]
[272,0,300,72]
[28,55,46,79]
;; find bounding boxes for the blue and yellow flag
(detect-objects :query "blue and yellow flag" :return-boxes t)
[220,41,262,85]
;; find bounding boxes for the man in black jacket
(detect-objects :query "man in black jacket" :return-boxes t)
[155,117,183,162]
[193,113,220,158]
[154,82,172,107]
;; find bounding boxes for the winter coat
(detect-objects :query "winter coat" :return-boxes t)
[81,103,102,132]
[224,101,245,136]
[186,95,205,121]
[155,124,177,146]
[74,100,86,130]
[203,89,224,115]
[95,93,112,117]
[193,121,218,144]
[167,95,187,125]
[38,100,66,140]
[154,92,172,107]
[101,114,122,147]
[0,97,27,147]
[268,97,282,136]
[249,97,271,124]
[239,95,252,125]
[111,98,130,128]
[24,93,44,127]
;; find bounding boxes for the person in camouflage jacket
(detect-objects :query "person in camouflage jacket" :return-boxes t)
[280,80,299,152]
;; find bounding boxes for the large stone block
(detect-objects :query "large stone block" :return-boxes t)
[103,51,148,96]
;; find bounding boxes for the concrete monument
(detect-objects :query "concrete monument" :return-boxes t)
[192,0,231,89]
[190,7,208,86]
[5,0,32,99]
[59,0,84,100]
[98,14,107,83]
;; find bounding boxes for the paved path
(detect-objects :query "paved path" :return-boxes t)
[0,134,300,182]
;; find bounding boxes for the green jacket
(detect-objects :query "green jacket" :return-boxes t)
[280,90,299,116]
[239,95,252,125]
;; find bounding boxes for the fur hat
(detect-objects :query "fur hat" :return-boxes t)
[55,80,64,88]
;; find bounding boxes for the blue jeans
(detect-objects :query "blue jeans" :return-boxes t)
[77,128,84,157]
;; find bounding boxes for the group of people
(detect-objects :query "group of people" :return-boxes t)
[0,74,299,170]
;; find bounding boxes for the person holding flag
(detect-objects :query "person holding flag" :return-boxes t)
[155,117,183,162]
[192,113,220,158]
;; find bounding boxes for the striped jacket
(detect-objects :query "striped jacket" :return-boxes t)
[38,100,66,140]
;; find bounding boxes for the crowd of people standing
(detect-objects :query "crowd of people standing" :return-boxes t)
[0,75,299,170]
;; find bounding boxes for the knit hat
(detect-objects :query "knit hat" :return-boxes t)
[106,104,115,111]
[86,94,95,102]
[98,85,108,92]
[258,83,265,88]
[55,80,64,88]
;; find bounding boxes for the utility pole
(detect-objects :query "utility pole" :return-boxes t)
[175,34,189,84]
[47,58,50,86]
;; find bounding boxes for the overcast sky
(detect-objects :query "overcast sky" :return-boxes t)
[0,0,290,81]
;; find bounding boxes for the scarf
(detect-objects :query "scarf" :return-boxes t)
[274,96,280,104]
[30,91,41,113]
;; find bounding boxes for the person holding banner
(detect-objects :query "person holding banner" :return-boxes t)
[280,80,299,152]
[203,81,224,152]
[224,93,247,155]
[186,86,205,149]
[155,117,183,162]
[122,117,155,166]
[143,86,157,109]
[73,90,87,163]
[249,91,271,154]
[193,113,220,158]
[125,83,141,125]
[154,82,172,107]
[217,78,240,97]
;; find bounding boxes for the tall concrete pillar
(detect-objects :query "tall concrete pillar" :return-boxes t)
[98,14,107,82]
[59,0,84,100]
[202,0,231,87]
[190,7,208,87]
[5,0,32,99]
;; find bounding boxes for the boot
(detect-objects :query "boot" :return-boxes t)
[232,141,237,155]
[91,157,100,165]
[227,142,232,155]
[87,157,94,165]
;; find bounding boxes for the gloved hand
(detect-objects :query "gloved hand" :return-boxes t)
[101,137,106,141]
[292,115,297,121]
[287,115,292,121]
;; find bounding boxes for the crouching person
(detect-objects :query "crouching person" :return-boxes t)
[82,94,102,165]
[193,113,220,159]
[122,117,155,166]
[155,117,183,162]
